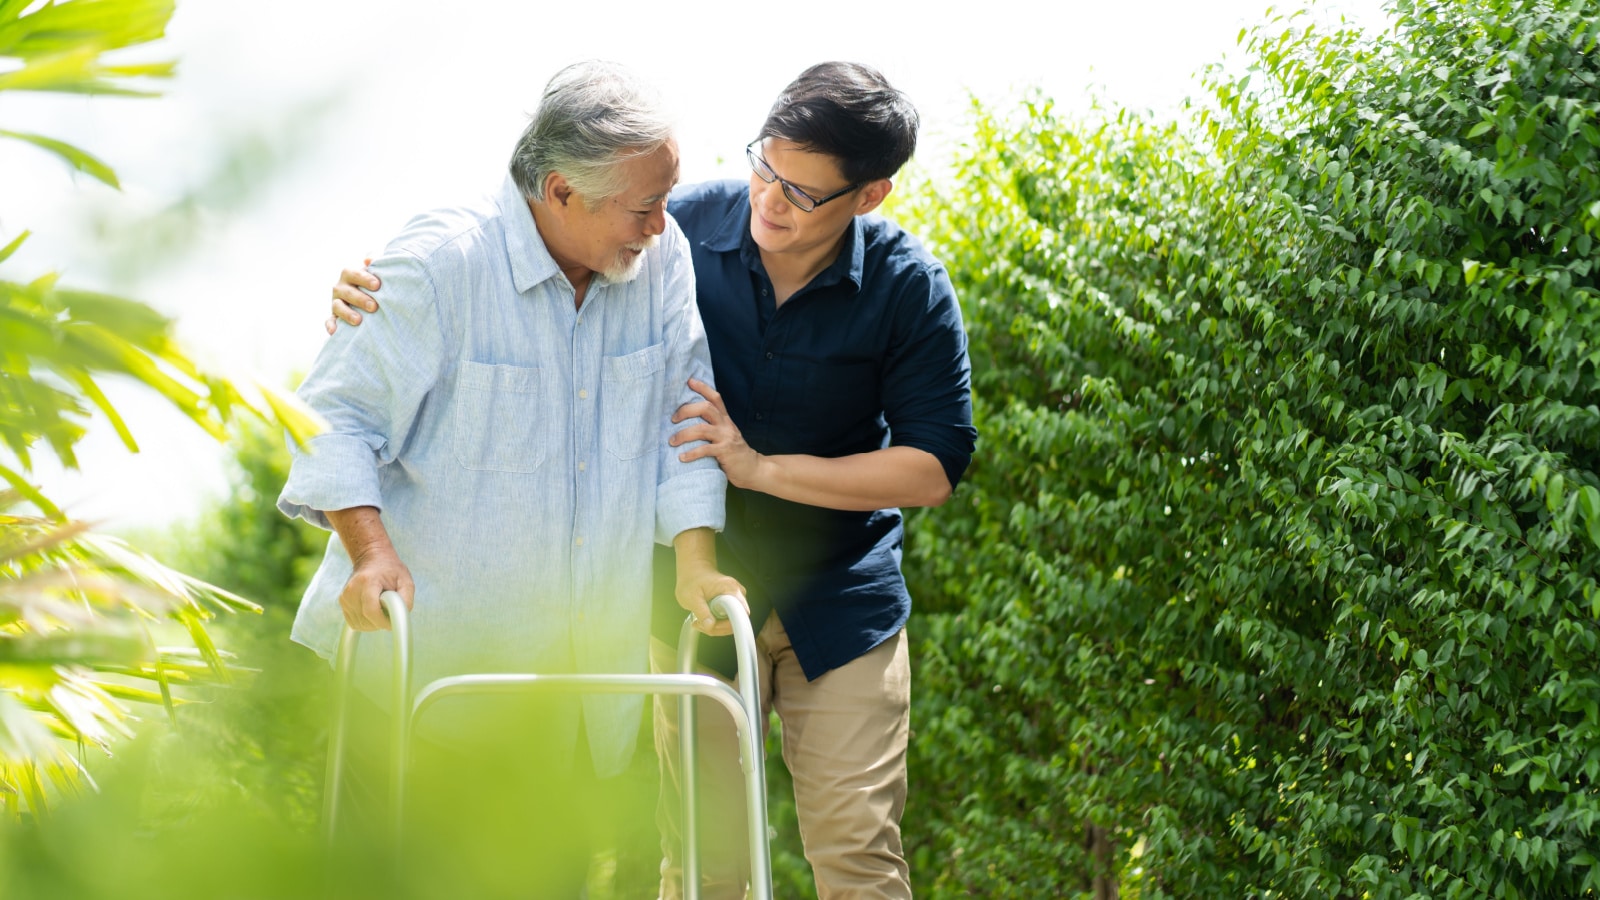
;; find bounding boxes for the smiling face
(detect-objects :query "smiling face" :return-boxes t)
[747,138,859,254]
[746,138,890,263]
[544,139,680,284]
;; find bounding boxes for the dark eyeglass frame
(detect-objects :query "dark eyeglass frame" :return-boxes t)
[745,140,860,213]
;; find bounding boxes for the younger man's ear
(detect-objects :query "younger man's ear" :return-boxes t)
[854,179,892,216]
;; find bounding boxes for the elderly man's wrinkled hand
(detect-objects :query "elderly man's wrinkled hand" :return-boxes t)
[675,565,748,637]
[339,549,414,632]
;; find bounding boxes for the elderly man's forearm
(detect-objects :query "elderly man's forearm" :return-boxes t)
[672,527,719,574]
[325,506,398,564]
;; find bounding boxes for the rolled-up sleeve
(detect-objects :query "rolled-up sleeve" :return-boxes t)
[653,222,727,544]
[881,263,978,490]
[277,251,445,530]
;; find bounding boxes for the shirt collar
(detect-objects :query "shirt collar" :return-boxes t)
[834,214,866,292]
[497,175,562,293]
[709,186,866,295]
[703,186,752,253]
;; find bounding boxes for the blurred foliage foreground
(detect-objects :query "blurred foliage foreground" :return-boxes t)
[900,0,1600,897]
[0,0,324,888]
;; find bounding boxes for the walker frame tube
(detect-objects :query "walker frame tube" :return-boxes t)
[322,591,771,900]
[677,602,769,899]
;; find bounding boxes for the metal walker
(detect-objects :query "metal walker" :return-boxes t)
[322,590,773,900]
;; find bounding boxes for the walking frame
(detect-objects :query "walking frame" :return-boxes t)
[321,590,773,900]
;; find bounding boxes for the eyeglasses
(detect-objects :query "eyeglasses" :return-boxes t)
[745,140,859,213]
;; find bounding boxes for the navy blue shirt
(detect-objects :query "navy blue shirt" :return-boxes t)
[652,180,976,680]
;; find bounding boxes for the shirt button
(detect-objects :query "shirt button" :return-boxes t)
[578,461,587,472]
[761,287,769,296]
[755,412,765,421]
[765,352,774,360]
[575,536,584,547]
[578,389,589,399]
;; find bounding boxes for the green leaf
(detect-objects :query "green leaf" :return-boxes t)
[51,287,174,344]
[0,229,29,264]
[0,129,119,188]
[1579,486,1600,550]
[0,0,175,59]
[67,368,138,452]
[1516,113,1538,144]
[0,463,61,519]
[0,48,163,97]
[91,682,190,706]
[255,379,326,448]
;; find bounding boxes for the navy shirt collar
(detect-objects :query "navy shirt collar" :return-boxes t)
[703,186,866,296]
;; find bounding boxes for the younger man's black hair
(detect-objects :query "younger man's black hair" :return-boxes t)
[758,61,918,186]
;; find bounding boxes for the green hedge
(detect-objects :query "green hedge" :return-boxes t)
[900,1,1600,896]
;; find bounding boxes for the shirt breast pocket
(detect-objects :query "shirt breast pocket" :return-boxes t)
[453,361,549,473]
[602,342,666,461]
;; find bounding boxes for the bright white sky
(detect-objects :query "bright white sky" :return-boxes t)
[2,0,1388,530]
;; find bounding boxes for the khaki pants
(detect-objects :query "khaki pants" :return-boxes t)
[651,616,911,900]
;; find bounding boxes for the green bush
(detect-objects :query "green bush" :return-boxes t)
[150,415,332,830]
[900,0,1600,896]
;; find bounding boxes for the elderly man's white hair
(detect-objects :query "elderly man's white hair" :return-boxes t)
[509,60,675,210]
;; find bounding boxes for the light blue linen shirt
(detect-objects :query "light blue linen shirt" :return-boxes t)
[278,175,725,777]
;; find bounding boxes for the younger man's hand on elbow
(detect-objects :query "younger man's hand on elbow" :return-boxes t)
[338,547,415,632]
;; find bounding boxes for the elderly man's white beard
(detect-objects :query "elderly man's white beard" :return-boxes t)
[600,234,659,283]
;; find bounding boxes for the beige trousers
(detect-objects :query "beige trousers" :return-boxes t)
[651,615,912,900]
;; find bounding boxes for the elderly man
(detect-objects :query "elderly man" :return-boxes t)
[280,60,742,894]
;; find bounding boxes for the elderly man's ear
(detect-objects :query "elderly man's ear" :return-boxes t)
[545,173,574,209]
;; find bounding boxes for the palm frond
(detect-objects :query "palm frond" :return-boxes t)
[0,0,320,821]
[0,509,267,815]
[0,0,175,60]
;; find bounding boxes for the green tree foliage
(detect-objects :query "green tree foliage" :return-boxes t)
[165,415,327,612]
[0,0,320,817]
[900,0,1600,896]
[146,416,331,829]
